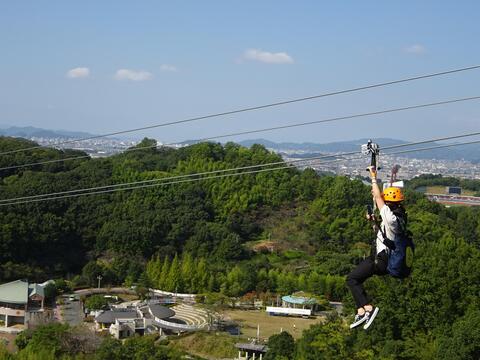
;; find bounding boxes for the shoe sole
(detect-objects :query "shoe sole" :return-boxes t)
[349,316,367,329]
[363,307,379,330]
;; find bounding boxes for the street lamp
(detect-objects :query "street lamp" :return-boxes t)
[97,275,103,289]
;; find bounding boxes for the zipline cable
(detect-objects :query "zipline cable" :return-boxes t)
[2,95,480,172]
[2,64,480,157]
[1,135,480,206]
[2,139,480,207]
[384,139,480,157]
[2,131,480,203]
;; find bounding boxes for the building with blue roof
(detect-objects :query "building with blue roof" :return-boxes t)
[266,293,320,317]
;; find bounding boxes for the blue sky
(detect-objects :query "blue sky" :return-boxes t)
[0,1,479,143]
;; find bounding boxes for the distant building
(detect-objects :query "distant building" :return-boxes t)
[235,343,268,360]
[94,302,195,339]
[446,186,462,195]
[95,308,139,332]
[266,294,320,316]
[0,280,47,332]
[110,318,147,339]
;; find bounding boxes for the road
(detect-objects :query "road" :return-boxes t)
[55,288,137,327]
[57,295,83,326]
[74,287,135,296]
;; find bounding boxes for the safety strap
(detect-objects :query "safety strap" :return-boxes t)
[379,217,407,251]
[379,224,396,250]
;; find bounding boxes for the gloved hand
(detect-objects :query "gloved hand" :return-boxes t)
[367,166,377,180]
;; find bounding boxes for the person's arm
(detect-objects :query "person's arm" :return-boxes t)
[368,166,385,210]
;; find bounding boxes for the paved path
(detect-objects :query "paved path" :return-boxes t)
[74,287,136,296]
[61,300,83,326]
[57,295,83,326]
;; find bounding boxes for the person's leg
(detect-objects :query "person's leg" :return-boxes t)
[346,256,376,313]
[362,251,389,329]
[362,251,388,311]
[374,250,388,274]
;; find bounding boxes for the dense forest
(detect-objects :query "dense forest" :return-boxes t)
[0,136,479,359]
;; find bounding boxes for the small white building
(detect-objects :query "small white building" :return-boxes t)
[109,318,151,339]
[266,294,319,317]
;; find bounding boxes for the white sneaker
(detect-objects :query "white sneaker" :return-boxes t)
[349,313,368,329]
[363,307,379,330]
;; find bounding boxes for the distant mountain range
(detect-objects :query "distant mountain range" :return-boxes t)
[237,138,480,163]
[238,138,406,153]
[2,126,478,163]
[0,126,96,139]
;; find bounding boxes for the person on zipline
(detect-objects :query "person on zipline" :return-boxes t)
[347,166,406,330]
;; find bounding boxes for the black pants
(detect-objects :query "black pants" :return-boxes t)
[346,250,389,308]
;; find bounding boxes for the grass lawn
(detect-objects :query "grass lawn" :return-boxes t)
[169,331,239,360]
[169,310,325,359]
[222,309,323,340]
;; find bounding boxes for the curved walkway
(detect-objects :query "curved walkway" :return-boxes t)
[74,287,135,296]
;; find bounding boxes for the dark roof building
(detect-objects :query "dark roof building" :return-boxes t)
[148,304,175,319]
[95,309,138,325]
[235,343,268,360]
[95,303,175,334]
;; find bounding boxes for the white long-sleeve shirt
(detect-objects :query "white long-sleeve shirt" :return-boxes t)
[376,205,400,254]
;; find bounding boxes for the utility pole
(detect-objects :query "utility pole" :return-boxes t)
[97,275,103,289]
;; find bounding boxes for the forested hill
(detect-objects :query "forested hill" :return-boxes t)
[1,136,480,358]
[0,136,332,279]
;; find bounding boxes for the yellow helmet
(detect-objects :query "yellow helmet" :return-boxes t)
[383,187,404,202]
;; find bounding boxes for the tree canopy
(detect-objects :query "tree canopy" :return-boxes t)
[1,137,479,359]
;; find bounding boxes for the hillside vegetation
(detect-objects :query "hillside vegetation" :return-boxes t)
[1,137,480,359]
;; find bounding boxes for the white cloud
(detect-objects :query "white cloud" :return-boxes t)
[160,64,178,72]
[66,67,90,78]
[404,44,426,54]
[242,48,294,64]
[114,69,153,81]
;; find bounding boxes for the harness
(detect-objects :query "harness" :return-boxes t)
[378,216,407,252]
[376,213,414,278]
[368,214,403,256]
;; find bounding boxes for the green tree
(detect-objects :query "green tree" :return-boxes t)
[16,323,69,358]
[265,331,295,360]
[85,295,109,310]
[436,309,480,360]
[181,253,195,293]
[295,320,348,360]
[82,261,104,288]
[165,254,182,292]
[95,337,123,360]
[158,256,171,290]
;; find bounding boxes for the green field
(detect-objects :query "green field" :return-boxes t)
[222,309,323,340]
[426,186,475,196]
[170,310,324,359]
